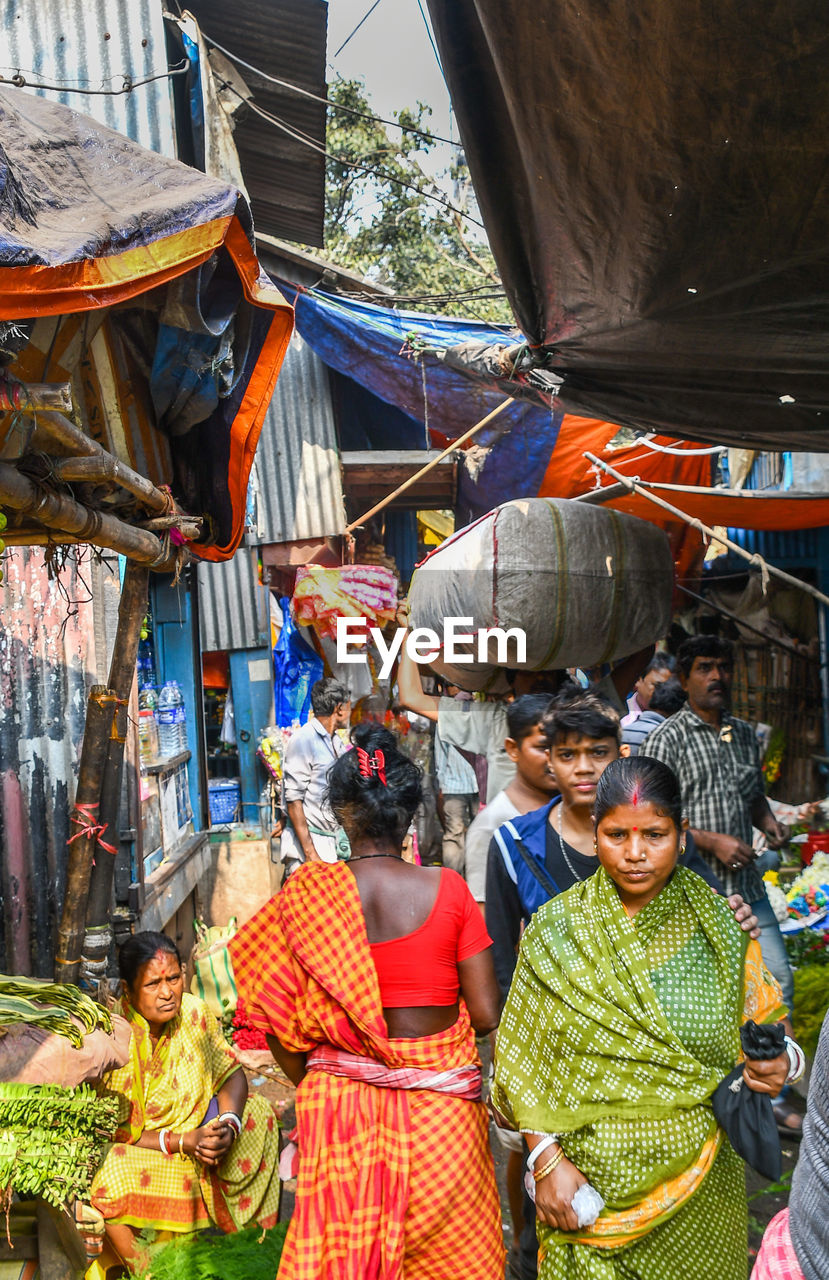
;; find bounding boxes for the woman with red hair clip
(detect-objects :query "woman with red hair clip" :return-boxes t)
[229,722,505,1279]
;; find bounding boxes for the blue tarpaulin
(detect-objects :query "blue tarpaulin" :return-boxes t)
[287,284,562,519]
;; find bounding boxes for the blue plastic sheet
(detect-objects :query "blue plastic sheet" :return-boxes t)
[273,598,323,727]
[289,285,562,518]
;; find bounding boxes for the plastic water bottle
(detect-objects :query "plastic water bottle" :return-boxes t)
[157,680,187,758]
[137,638,157,690]
[138,686,158,714]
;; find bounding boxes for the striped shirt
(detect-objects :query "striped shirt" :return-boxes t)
[640,703,765,899]
[434,729,479,796]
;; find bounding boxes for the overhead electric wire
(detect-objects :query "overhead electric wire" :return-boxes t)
[200,29,463,148]
[0,61,189,95]
[218,77,486,229]
[414,0,447,81]
[333,0,385,58]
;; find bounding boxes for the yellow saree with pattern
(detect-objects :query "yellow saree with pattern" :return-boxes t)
[90,992,280,1234]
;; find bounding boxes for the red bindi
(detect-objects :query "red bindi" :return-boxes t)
[632,826,638,832]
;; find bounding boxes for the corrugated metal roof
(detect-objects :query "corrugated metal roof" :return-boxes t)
[254,329,346,543]
[186,0,327,246]
[198,547,269,653]
[0,548,120,976]
[0,0,176,156]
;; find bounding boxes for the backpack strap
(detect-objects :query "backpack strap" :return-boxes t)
[501,821,561,900]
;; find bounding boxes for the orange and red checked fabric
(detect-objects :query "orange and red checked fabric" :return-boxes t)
[229,863,505,1280]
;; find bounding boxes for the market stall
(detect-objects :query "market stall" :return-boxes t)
[0,86,293,985]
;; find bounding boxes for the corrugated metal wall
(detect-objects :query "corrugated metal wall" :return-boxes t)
[253,330,346,544]
[185,0,328,245]
[0,549,121,976]
[198,548,269,653]
[724,526,821,566]
[0,0,176,156]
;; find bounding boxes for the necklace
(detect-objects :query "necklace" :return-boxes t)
[348,853,403,862]
[555,803,585,883]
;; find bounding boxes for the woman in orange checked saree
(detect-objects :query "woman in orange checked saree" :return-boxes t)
[230,723,505,1280]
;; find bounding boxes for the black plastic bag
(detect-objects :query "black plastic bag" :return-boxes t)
[711,1020,785,1181]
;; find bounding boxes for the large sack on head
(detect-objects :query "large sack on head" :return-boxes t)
[407,499,672,691]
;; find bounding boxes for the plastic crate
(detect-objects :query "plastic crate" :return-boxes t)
[208,779,240,824]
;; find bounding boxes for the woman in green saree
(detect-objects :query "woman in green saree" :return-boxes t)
[492,756,791,1280]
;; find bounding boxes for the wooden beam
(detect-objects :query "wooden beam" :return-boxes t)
[37,414,173,515]
[0,461,181,570]
[84,563,150,980]
[49,453,173,516]
[54,684,117,981]
[343,398,514,534]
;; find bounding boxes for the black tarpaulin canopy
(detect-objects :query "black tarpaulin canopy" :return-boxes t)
[425,0,829,451]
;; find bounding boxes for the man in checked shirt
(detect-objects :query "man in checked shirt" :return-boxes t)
[641,634,801,1137]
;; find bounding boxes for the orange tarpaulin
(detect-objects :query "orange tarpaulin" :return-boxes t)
[539,413,829,589]
[541,414,829,530]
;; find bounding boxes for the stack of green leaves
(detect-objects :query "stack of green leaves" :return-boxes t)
[0,974,112,1048]
[133,1222,289,1280]
[0,1082,119,1210]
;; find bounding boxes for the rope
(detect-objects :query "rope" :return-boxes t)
[90,691,128,710]
[157,485,177,516]
[66,801,118,856]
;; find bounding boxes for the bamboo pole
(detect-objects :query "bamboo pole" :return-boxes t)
[344,397,514,535]
[54,686,119,982]
[572,481,629,504]
[0,461,180,570]
[0,380,73,413]
[38,415,173,515]
[0,531,86,546]
[83,563,150,983]
[675,582,811,661]
[584,451,829,609]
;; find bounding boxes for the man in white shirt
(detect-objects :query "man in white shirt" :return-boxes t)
[434,692,480,874]
[463,695,558,903]
[282,678,351,867]
[397,625,648,803]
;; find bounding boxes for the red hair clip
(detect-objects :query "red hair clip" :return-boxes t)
[355,746,387,786]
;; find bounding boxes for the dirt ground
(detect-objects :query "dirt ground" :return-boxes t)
[244,1051,806,1280]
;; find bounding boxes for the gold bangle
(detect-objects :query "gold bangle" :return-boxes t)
[178,1131,185,1157]
[533,1148,564,1183]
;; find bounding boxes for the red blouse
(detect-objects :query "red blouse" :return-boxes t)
[369,868,492,1007]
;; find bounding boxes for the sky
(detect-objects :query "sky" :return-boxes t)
[324,0,456,174]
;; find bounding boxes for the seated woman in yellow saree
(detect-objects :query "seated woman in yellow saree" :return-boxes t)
[90,931,280,1271]
[493,756,793,1280]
